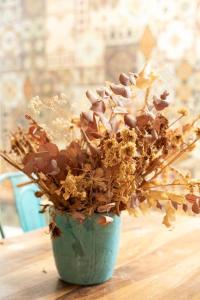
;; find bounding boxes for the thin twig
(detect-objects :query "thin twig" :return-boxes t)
[146,138,199,184]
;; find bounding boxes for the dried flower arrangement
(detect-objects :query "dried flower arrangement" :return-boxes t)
[1,65,200,234]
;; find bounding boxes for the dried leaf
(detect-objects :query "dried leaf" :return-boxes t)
[81,129,99,156]
[128,207,140,217]
[94,193,108,202]
[136,64,157,89]
[35,191,44,197]
[160,90,169,100]
[136,113,154,129]
[192,203,200,214]
[124,114,136,128]
[153,115,168,133]
[86,90,98,104]
[91,100,106,114]
[162,215,171,228]
[98,215,113,225]
[97,113,112,133]
[81,111,94,123]
[146,190,184,204]
[39,143,59,158]
[49,222,61,239]
[110,115,121,133]
[97,203,116,213]
[153,96,169,111]
[185,194,200,204]
[110,84,131,98]
[139,201,149,214]
[182,204,188,212]
[162,202,176,227]
[119,73,130,86]
[96,88,110,98]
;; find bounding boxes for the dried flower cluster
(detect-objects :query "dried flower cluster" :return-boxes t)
[29,93,76,147]
[1,64,200,231]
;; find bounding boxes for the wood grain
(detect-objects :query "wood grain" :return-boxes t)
[0,212,200,300]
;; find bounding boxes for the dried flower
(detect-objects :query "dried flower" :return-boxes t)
[1,64,200,229]
[177,108,188,117]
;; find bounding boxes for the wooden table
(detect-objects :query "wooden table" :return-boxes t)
[0,212,200,300]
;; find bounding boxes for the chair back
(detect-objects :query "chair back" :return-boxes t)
[0,172,46,232]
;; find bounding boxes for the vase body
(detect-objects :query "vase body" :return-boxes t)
[51,211,121,285]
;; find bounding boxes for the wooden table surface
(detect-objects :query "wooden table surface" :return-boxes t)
[0,212,200,300]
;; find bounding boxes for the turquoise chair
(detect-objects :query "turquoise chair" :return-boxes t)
[0,172,46,238]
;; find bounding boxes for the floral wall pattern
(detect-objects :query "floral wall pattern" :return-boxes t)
[1,0,200,172]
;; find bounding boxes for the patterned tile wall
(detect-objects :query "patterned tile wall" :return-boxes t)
[1,0,200,172]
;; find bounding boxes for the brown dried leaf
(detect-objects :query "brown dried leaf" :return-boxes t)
[185,194,200,204]
[96,88,110,98]
[160,90,169,100]
[110,84,131,98]
[97,215,113,226]
[124,114,136,128]
[97,113,112,133]
[153,96,169,111]
[162,215,171,228]
[49,222,61,239]
[81,129,99,156]
[192,203,200,214]
[91,100,106,114]
[136,113,154,129]
[119,73,130,86]
[39,143,59,158]
[97,203,116,213]
[86,90,98,104]
[136,65,157,89]
[81,111,94,123]
[182,204,188,212]
[153,115,168,133]
[110,115,121,133]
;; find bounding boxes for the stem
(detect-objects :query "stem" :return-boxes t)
[17,180,35,187]
[144,183,199,190]
[144,138,199,186]
[141,87,151,111]
[169,115,184,128]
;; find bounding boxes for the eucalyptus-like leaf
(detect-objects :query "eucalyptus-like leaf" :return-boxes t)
[110,115,121,133]
[119,73,129,86]
[81,111,94,123]
[124,114,136,128]
[110,84,131,98]
[91,100,106,114]
[153,96,169,111]
[97,113,112,133]
[86,90,98,104]
[136,112,154,129]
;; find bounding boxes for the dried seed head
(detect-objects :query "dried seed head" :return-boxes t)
[177,108,188,116]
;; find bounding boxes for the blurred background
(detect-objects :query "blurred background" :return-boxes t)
[0,0,200,237]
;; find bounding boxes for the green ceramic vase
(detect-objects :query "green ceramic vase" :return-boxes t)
[51,211,121,285]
